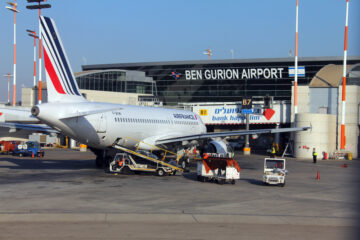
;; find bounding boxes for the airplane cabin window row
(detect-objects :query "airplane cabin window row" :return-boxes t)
[113,117,199,125]
[114,117,170,124]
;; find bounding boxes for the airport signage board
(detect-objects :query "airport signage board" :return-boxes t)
[193,104,290,125]
[184,67,285,80]
[288,66,305,77]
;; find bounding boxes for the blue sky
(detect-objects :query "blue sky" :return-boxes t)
[0,0,359,103]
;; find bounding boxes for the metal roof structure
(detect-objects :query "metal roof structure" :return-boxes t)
[82,56,360,70]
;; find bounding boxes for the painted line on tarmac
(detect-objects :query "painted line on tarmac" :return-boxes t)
[0,213,356,226]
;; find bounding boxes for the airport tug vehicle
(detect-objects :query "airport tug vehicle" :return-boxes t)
[13,141,44,157]
[263,158,287,187]
[197,153,241,185]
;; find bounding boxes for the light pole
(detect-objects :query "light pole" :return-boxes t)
[5,0,19,106]
[3,74,13,105]
[340,0,350,150]
[26,0,51,104]
[26,30,39,89]
[294,0,299,115]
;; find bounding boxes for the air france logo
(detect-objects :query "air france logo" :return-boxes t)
[170,71,181,80]
[173,114,196,120]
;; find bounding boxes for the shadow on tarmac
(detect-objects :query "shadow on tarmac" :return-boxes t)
[241,178,265,186]
[0,157,95,170]
[181,172,198,182]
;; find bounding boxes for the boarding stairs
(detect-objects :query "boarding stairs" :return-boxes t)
[112,137,184,172]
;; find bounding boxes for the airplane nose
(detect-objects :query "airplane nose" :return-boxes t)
[31,106,40,117]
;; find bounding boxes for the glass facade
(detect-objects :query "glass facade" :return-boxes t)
[76,70,153,94]
[82,58,360,105]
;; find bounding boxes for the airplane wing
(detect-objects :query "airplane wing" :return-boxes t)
[0,122,58,133]
[155,126,310,145]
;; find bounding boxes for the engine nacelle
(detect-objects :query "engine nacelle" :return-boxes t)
[204,140,234,157]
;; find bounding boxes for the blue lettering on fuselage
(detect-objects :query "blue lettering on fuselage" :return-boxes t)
[173,114,196,120]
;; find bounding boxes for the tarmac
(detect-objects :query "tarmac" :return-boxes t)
[0,149,359,239]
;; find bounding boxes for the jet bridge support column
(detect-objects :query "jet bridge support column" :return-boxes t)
[275,123,280,151]
[243,114,251,155]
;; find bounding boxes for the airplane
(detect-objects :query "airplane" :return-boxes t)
[31,16,309,168]
[0,107,57,141]
[0,107,40,123]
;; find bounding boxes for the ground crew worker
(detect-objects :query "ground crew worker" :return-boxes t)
[312,148,318,163]
[271,145,276,158]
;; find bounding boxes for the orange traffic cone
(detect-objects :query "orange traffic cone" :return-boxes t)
[316,171,320,180]
[32,152,34,158]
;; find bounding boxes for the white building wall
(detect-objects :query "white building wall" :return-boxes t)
[21,88,34,107]
[291,85,309,123]
[295,113,336,158]
[337,85,359,157]
[80,89,152,105]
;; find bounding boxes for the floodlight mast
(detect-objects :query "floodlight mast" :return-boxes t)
[294,0,299,115]
[26,0,52,104]
[3,74,13,105]
[340,0,350,150]
[5,0,19,106]
[27,29,39,90]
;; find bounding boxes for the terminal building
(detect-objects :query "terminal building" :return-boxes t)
[21,56,360,158]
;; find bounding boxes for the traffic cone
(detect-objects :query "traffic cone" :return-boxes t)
[316,171,320,180]
[32,152,34,158]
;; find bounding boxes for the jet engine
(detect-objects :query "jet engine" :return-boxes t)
[203,139,234,157]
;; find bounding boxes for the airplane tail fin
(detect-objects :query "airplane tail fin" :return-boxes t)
[40,16,86,103]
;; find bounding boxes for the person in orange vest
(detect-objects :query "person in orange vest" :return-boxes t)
[117,157,124,167]
[312,148,318,164]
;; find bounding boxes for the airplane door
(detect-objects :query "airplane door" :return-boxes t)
[98,113,107,133]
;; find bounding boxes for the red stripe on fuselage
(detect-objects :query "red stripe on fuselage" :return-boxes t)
[44,49,66,94]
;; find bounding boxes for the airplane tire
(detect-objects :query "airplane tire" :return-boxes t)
[181,160,186,169]
[157,168,165,177]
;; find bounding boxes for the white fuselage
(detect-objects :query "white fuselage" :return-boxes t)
[34,102,207,149]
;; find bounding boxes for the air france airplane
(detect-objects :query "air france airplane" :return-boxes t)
[31,16,309,168]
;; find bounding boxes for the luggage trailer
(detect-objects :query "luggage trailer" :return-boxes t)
[197,154,241,185]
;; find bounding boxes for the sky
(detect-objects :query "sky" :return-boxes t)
[0,0,359,103]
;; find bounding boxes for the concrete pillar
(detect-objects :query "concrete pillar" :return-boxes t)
[294,113,336,159]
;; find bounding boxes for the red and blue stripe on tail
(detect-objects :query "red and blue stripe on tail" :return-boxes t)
[40,16,85,103]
